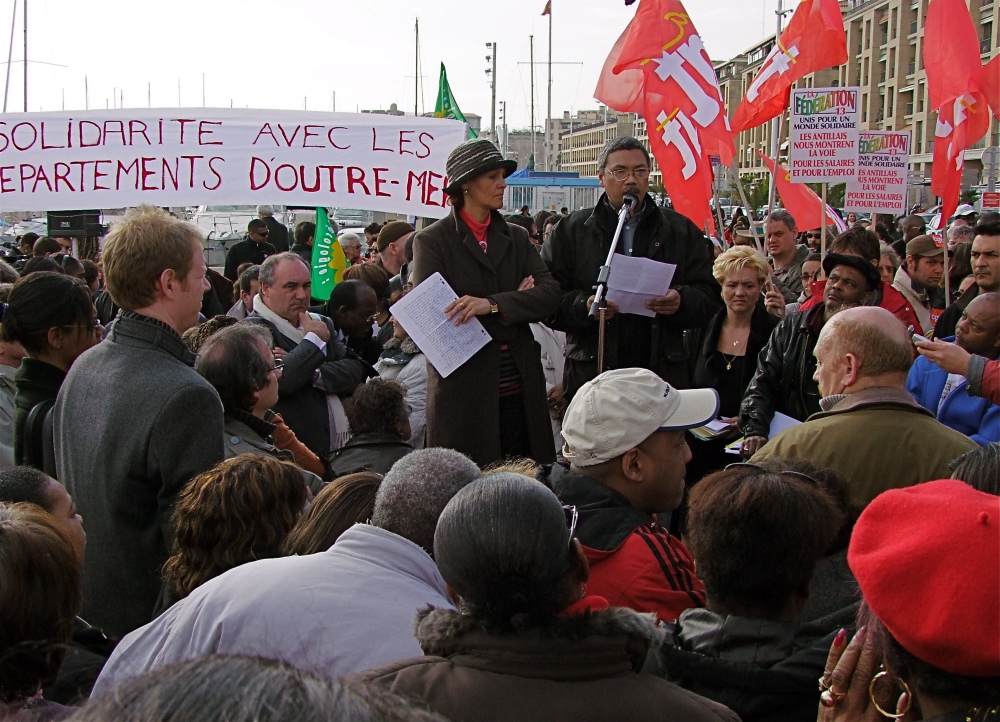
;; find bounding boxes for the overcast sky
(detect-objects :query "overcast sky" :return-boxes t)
[8,0,776,128]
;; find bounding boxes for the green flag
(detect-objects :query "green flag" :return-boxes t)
[434,63,477,139]
[311,207,348,302]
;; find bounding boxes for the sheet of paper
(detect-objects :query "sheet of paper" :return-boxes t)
[605,254,677,317]
[388,272,491,379]
[724,413,803,455]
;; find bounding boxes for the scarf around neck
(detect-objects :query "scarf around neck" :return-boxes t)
[252,294,313,343]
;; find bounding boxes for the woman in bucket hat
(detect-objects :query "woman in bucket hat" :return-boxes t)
[409,138,561,466]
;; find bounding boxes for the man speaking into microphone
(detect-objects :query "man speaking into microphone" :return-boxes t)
[542,137,720,400]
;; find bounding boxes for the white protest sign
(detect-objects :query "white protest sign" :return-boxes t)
[0,109,468,216]
[844,131,910,215]
[789,87,861,183]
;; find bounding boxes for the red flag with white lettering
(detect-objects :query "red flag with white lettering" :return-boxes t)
[731,0,847,134]
[925,0,990,225]
[757,151,847,232]
[594,0,735,230]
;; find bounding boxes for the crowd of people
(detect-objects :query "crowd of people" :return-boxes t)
[0,135,997,722]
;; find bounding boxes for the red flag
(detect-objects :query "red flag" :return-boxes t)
[925,0,990,225]
[730,0,847,134]
[541,0,551,15]
[595,0,735,230]
[756,151,847,232]
[984,55,1000,120]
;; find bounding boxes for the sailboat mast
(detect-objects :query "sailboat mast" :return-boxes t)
[546,5,552,171]
[414,18,419,117]
[529,35,535,169]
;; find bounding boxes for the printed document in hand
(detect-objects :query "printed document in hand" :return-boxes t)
[606,254,677,317]
[388,272,491,378]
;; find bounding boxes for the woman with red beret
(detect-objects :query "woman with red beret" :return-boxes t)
[817,479,1000,722]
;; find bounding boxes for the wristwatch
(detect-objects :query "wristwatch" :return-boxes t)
[487,297,499,314]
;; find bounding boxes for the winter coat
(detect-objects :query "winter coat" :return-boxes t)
[91,524,454,695]
[967,355,1000,406]
[410,208,561,466]
[645,607,838,722]
[0,362,16,469]
[373,337,427,448]
[540,463,705,621]
[223,411,323,494]
[328,432,413,478]
[752,386,977,510]
[223,238,276,281]
[261,215,290,253]
[542,193,721,399]
[12,358,64,470]
[55,311,225,638]
[355,606,739,722]
[906,341,1000,446]
[242,313,373,460]
[738,305,824,439]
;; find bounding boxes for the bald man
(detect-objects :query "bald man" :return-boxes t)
[906,293,1000,446]
[753,306,976,510]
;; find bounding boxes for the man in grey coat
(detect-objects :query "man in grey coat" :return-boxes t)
[55,206,225,639]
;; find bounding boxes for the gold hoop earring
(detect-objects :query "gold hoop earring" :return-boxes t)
[868,671,913,719]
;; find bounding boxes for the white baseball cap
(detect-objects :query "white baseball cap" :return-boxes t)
[562,368,720,467]
[951,204,977,219]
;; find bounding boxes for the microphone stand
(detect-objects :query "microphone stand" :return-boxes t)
[589,196,635,374]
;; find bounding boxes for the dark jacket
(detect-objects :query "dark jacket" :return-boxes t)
[356,606,740,722]
[542,193,721,399]
[54,311,225,638]
[738,304,824,439]
[410,208,561,467]
[540,463,705,621]
[935,284,981,340]
[328,431,412,478]
[223,238,276,281]
[42,618,117,705]
[645,607,837,722]
[289,242,312,266]
[243,313,373,460]
[12,358,65,470]
[261,215,290,252]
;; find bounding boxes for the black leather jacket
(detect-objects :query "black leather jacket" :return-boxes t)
[737,304,824,438]
[542,193,720,397]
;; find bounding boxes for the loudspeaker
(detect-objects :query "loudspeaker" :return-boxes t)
[47,210,104,238]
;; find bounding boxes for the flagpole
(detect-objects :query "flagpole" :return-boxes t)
[820,182,828,257]
[731,159,764,254]
[530,34,536,169]
[414,19,419,116]
[546,3,552,171]
[766,0,786,217]
[943,233,951,306]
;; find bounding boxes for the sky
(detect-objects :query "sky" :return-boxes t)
[5,0,776,128]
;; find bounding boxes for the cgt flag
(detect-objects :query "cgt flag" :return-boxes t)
[311,207,348,302]
[731,0,847,134]
[757,151,847,232]
[926,0,990,225]
[595,0,735,230]
[434,63,477,140]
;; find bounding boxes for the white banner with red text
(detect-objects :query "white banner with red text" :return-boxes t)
[0,109,468,216]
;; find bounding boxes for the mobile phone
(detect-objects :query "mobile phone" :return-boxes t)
[907,325,931,344]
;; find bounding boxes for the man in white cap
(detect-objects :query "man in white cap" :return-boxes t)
[538,367,719,621]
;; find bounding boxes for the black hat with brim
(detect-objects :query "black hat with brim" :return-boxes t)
[444,138,518,195]
[822,252,882,291]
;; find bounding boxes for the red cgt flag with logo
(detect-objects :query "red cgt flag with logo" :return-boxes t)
[756,151,847,232]
[926,0,991,225]
[731,0,848,134]
[595,0,735,230]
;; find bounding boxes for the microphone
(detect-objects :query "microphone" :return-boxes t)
[622,193,639,217]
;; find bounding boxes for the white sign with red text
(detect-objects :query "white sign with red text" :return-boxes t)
[844,131,910,215]
[789,87,861,183]
[0,109,467,216]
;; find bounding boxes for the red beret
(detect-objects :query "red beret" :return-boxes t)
[849,480,1000,677]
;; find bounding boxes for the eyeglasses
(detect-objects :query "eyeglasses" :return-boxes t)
[269,358,284,374]
[365,312,379,323]
[58,318,102,333]
[724,462,819,486]
[606,166,650,182]
[253,230,269,237]
[562,504,579,548]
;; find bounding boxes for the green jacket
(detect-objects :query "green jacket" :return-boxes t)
[753,386,976,511]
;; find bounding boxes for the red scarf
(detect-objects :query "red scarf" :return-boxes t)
[459,208,490,252]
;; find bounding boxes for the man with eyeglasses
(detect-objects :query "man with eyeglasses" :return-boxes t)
[543,136,720,401]
[321,279,382,366]
[223,219,276,281]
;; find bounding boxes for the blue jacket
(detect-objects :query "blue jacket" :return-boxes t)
[906,338,1000,446]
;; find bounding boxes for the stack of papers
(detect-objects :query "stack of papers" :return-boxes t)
[690,418,733,442]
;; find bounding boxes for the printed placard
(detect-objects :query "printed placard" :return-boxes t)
[789,87,861,183]
[0,109,468,216]
[844,131,910,215]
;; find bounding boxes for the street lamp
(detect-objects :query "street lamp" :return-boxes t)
[485,42,496,144]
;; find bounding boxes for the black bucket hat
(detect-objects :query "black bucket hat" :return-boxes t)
[822,252,882,291]
[444,138,518,195]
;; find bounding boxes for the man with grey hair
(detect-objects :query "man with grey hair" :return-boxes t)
[338,231,363,266]
[256,205,289,252]
[753,306,976,509]
[543,136,719,399]
[948,223,975,250]
[763,209,809,303]
[91,447,482,695]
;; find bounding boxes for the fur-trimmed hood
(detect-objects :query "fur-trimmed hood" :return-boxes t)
[412,605,665,676]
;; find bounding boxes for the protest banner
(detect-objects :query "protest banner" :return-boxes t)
[788,87,860,183]
[844,131,910,216]
[0,109,468,216]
